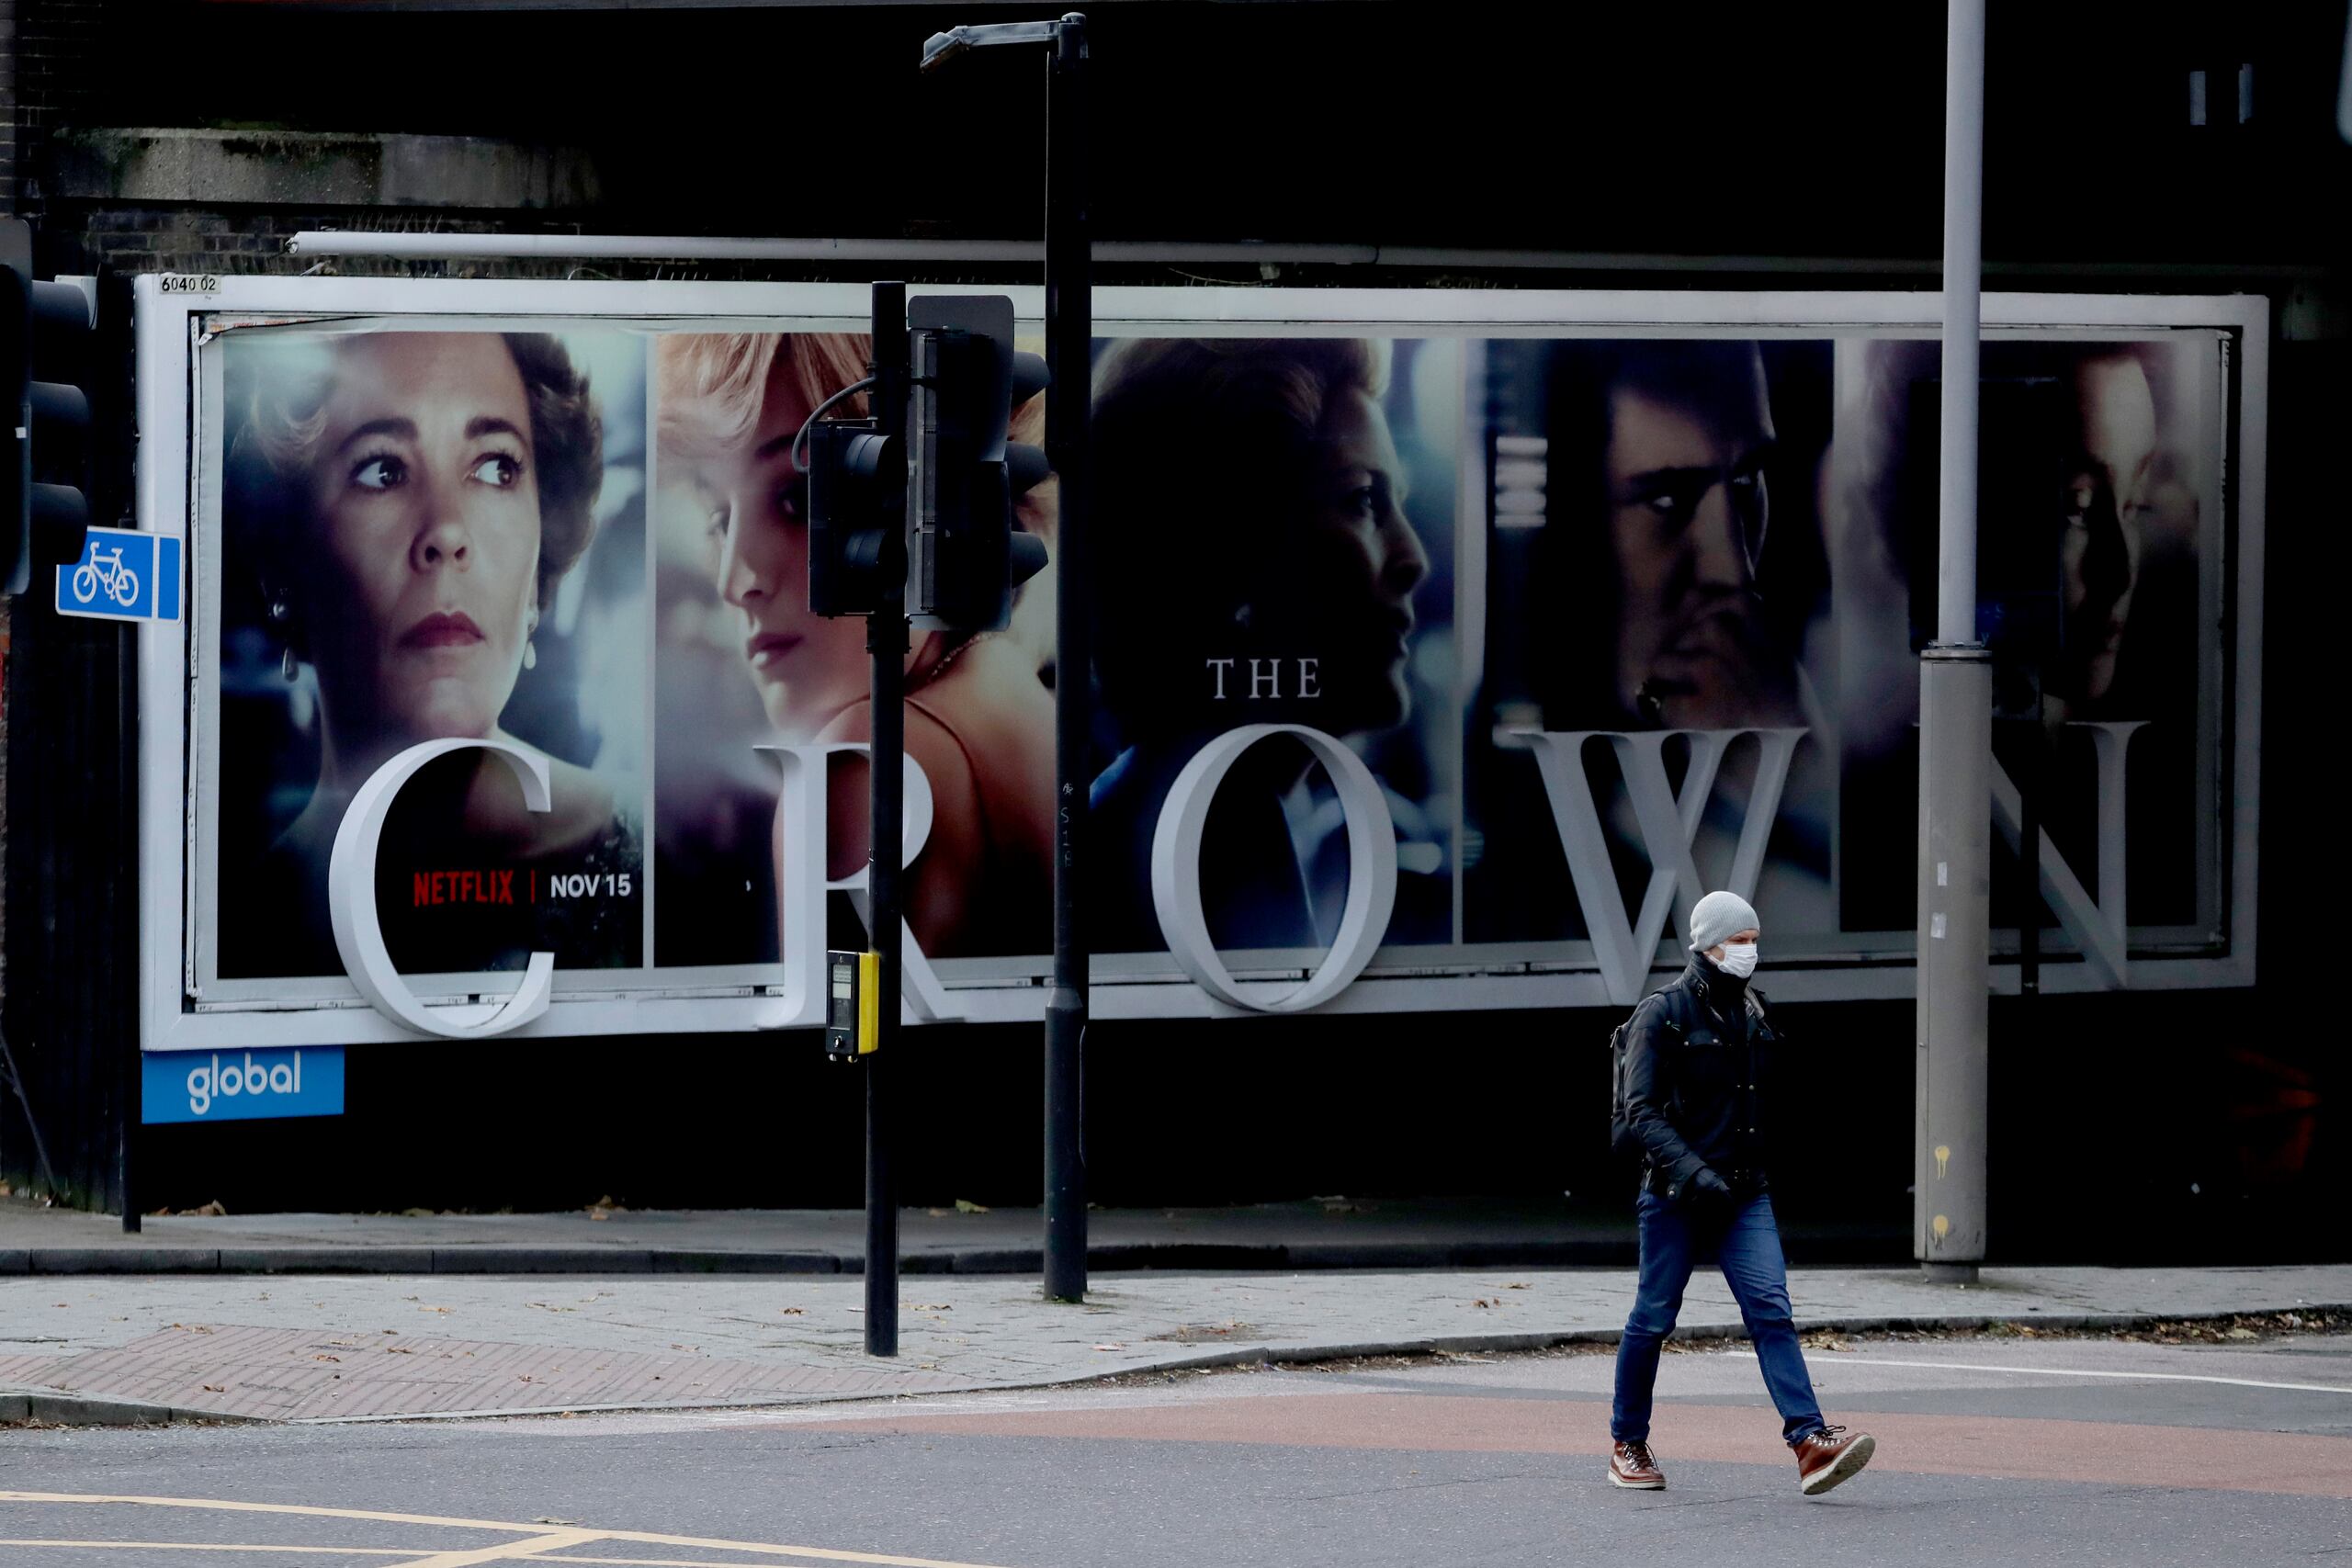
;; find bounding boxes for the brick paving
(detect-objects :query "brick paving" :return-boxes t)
[0,1321,973,1421]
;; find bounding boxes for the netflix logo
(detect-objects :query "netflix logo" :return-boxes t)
[413,869,527,908]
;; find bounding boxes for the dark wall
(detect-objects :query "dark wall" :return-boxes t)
[6,0,2350,268]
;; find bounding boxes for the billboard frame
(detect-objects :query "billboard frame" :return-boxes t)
[133,277,2267,1051]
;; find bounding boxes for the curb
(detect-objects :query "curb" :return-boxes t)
[1108,1304,2352,1379]
[0,1240,1684,1277]
[1,1386,266,1428]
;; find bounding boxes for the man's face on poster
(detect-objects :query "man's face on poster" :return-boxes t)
[1601,353,1790,729]
[2058,355,2155,707]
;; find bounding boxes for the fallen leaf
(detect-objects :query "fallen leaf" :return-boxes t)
[312,1354,341,1363]
[534,1517,579,1527]
[779,1307,805,1316]
[909,1303,953,1312]
[589,1210,611,1222]
[954,1199,990,1213]
[1093,1343,1126,1351]
[1505,1282,1532,1290]
[1473,1299,1494,1308]
[419,1306,452,1314]
[202,1384,225,1393]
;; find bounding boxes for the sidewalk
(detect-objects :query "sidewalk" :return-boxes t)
[0,1195,1906,1277]
[7,1249,2348,1427]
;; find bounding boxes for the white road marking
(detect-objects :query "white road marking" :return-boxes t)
[1722,1352,2352,1395]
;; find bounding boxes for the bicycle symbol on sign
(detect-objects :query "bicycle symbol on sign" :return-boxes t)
[71,545,141,608]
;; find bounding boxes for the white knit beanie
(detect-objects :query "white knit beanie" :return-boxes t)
[1687,890,1760,953]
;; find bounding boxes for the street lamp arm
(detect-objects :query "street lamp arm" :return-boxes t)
[922,19,1063,71]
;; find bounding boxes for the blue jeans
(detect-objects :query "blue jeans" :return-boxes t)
[1611,1188,1825,1446]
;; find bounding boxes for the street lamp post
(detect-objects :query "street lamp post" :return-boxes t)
[1917,0,1992,1285]
[922,12,1093,1304]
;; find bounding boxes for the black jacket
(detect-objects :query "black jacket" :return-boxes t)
[1619,955,1778,1201]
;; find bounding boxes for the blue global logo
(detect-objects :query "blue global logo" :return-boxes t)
[143,1048,345,1125]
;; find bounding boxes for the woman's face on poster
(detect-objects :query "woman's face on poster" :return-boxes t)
[1260,387,1430,733]
[695,360,870,735]
[300,334,542,748]
[2059,355,2155,705]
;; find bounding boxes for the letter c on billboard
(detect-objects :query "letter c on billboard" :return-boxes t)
[328,739,554,1038]
[1150,723,1397,1013]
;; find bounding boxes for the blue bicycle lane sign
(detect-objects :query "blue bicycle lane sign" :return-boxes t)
[55,526,181,622]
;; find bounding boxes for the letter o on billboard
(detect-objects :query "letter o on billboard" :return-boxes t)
[328,739,555,1039]
[1150,723,1397,1013]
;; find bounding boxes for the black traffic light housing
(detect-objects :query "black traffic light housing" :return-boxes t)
[806,421,900,617]
[4,220,119,597]
[804,289,1050,630]
[906,295,1050,632]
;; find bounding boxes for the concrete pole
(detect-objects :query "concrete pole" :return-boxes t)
[1917,0,1992,1285]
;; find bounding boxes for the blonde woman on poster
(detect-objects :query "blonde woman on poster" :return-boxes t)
[653,333,1057,961]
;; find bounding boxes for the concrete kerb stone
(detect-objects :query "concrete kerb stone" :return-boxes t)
[2,1386,265,1428]
[216,1247,436,1275]
[647,1250,844,1275]
[425,1248,661,1275]
[25,1248,221,1275]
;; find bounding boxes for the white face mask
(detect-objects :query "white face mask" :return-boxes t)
[1716,942,1759,979]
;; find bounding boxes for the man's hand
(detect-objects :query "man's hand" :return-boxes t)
[1690,1168,1734,1204]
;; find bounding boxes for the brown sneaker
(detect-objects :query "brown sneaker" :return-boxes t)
[1608,1439,1666,1489]
[1793,1425,1876,1496]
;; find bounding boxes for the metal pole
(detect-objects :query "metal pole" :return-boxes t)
[119,618,141,1233]
[865,280,909,1357]
[2018,717,2041,1000]
[1917,0,1991,1284]
[1042,11,1091,1304]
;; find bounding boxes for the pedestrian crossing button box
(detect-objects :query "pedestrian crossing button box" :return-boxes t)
[824,949,880,1061]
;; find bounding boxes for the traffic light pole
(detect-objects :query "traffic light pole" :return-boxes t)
[865,280,910,1358]
[1042,11,1091,1304]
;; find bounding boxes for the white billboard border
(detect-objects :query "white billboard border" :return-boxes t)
[132,277,2267,1051]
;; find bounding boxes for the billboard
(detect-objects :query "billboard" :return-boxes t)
[133,280,2265,1050]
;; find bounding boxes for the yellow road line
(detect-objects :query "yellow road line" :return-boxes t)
[0,1544,419,1556]
[0,1494,1015,1568]
[383,1528,605,1567]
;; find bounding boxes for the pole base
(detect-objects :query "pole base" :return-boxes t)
[1920,1261,1982,1285]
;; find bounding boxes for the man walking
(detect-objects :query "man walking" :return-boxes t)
[1606,890,1876,1496]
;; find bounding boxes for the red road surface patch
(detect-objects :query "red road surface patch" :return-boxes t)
[0,1323,974,1420]
[799,1392,2352,1499]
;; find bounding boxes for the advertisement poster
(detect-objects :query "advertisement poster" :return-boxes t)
[210,328,648,984]
[163,285,2256,1044]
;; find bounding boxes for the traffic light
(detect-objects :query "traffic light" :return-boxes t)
[805,419,900,617]
[804,290,1050,630]
[3,240,103,597]
[905,296,1049,632]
